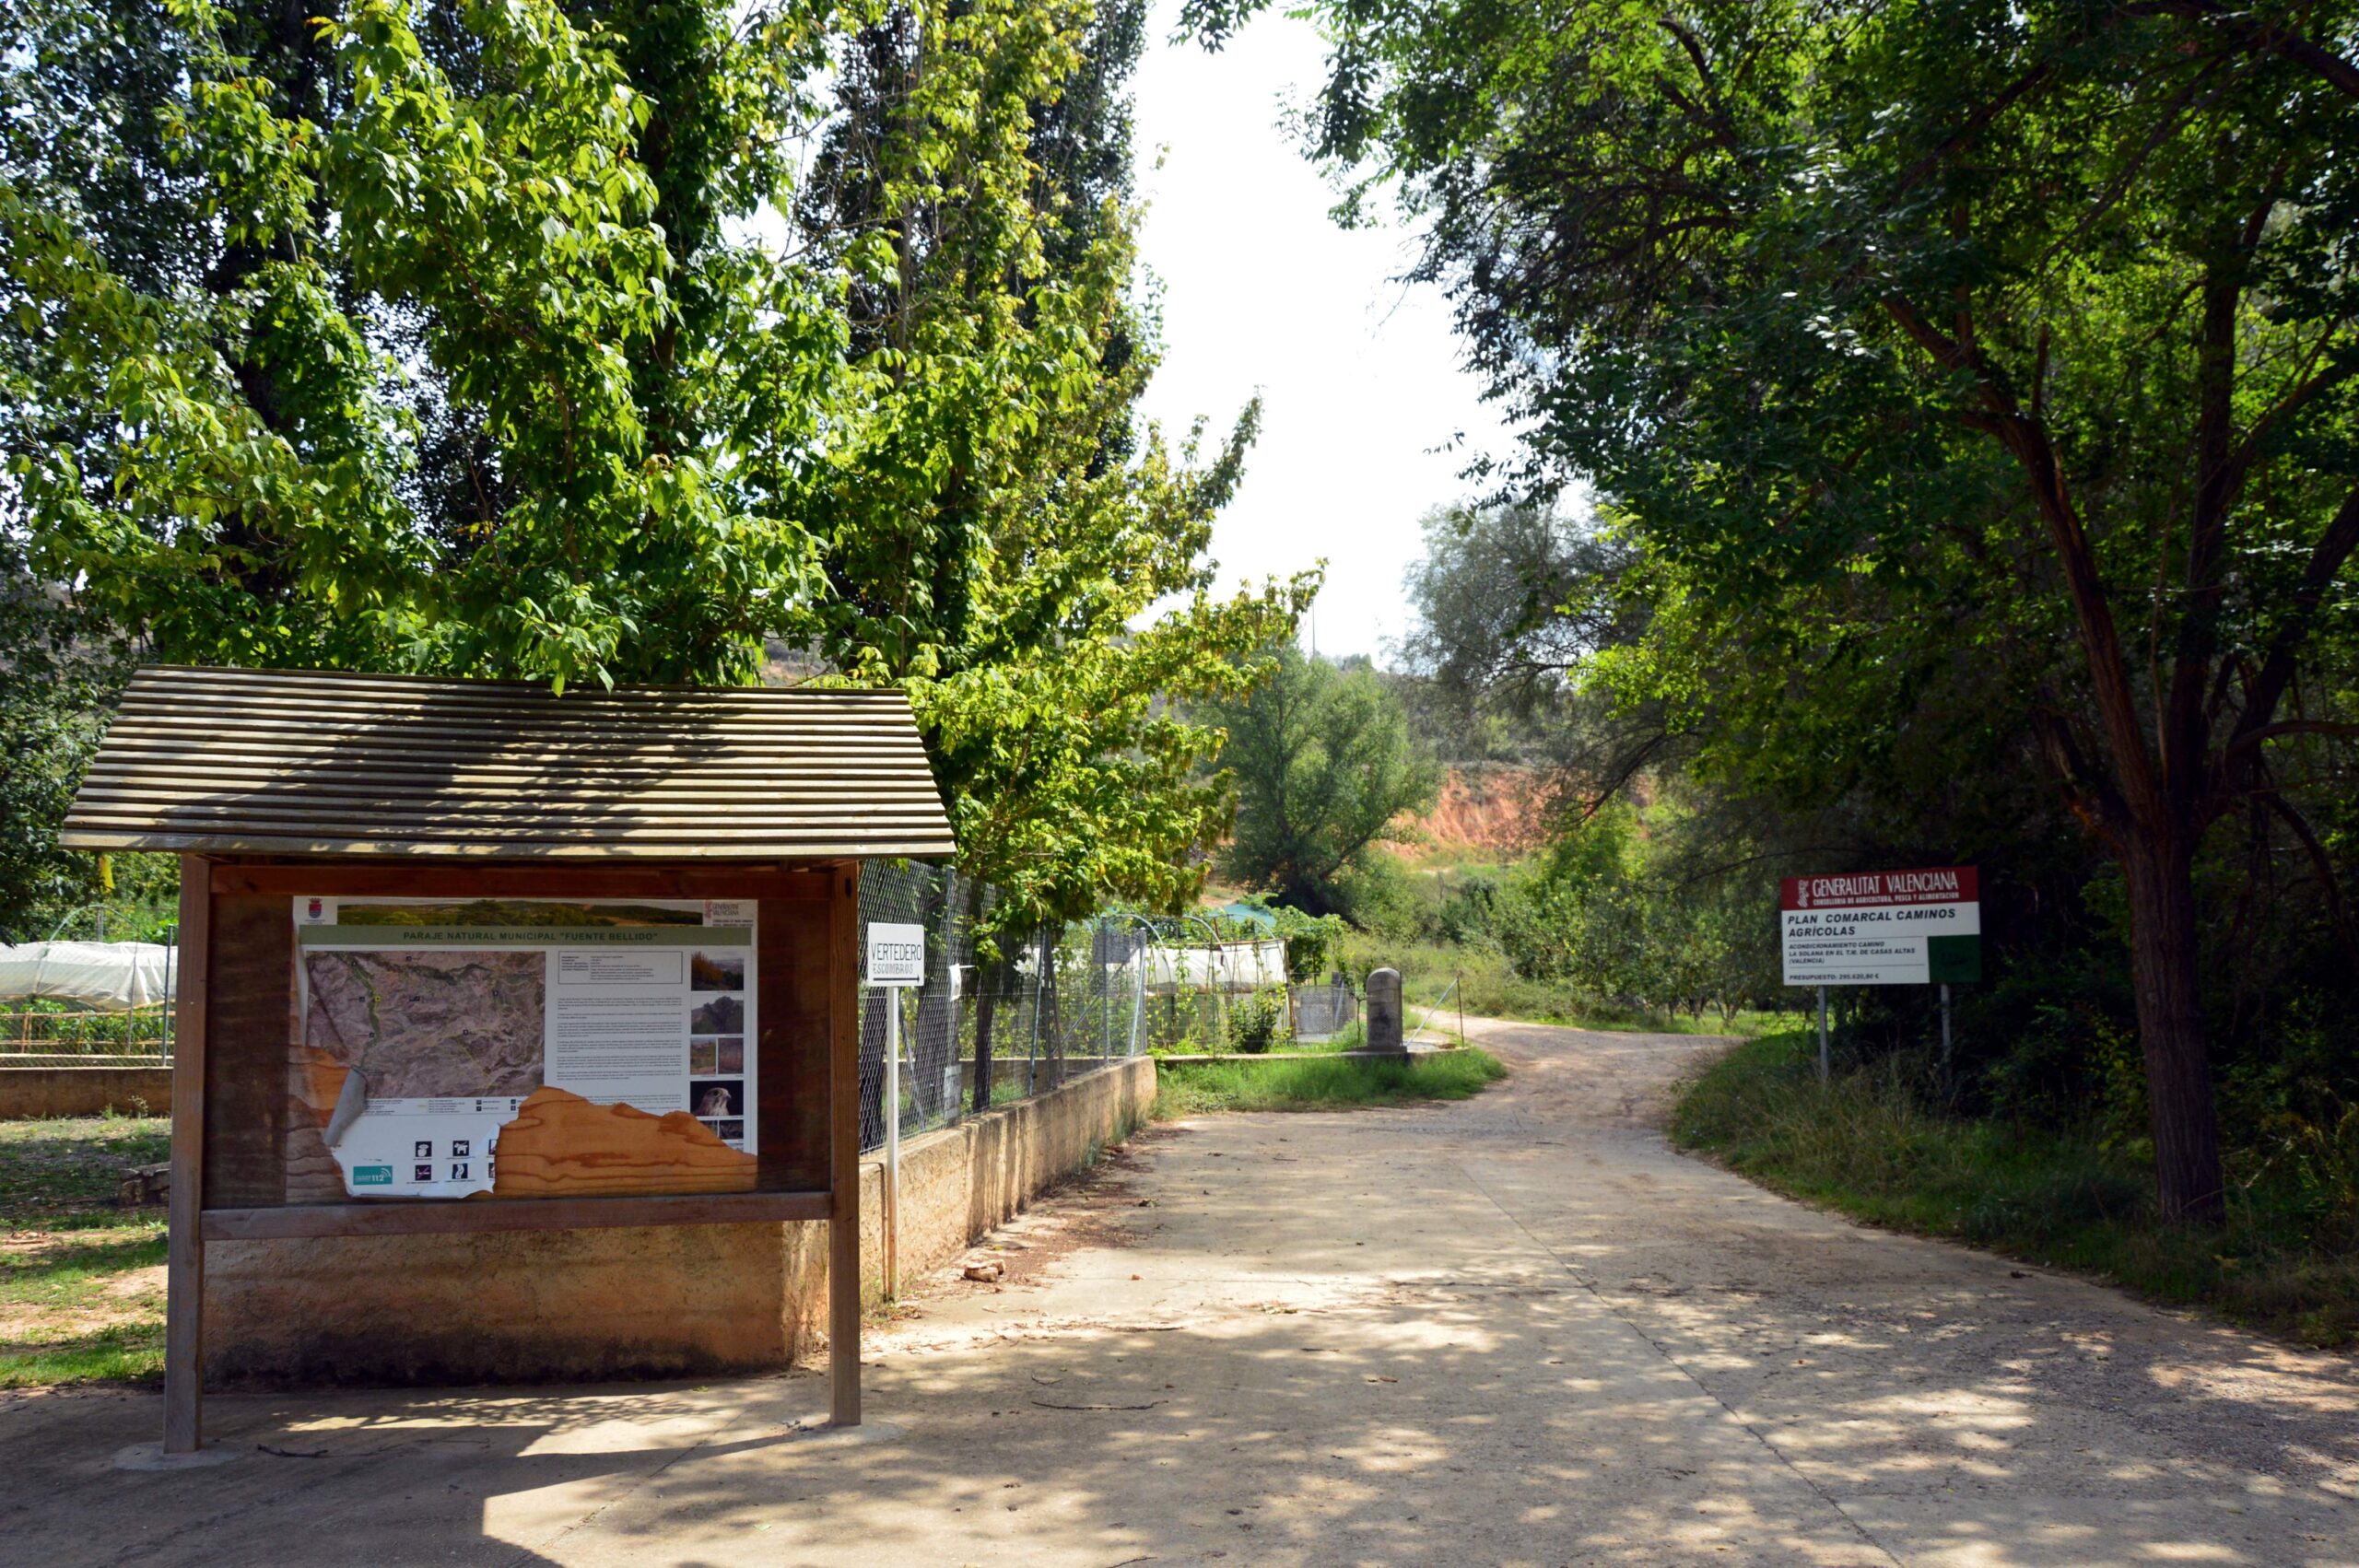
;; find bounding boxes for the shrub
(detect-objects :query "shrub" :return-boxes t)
[1228,989,1285,1053]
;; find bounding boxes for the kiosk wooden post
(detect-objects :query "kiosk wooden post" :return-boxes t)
[58,668,955,1454]
[828,864,863,1427]
[163,856,210,1453]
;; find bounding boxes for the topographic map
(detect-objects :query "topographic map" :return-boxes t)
[303,950,547,1097]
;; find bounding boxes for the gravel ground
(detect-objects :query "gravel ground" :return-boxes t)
[1,1019,2353,1566]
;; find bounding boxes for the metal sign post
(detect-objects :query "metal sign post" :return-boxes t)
[1939,982,1954,1086]
[866,922,925,1298]
[1816,986,1829,1083]
[885,996,900,1295]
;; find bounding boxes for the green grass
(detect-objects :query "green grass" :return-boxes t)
[0,1113,170,1227]
[1282,1020,1371,1053]
[3,1225,167,1309]
[2,1113,171,1387]
[0,1321,166,1387]
[1153,1047,1508,1118]
[1673,1032,2359,1348]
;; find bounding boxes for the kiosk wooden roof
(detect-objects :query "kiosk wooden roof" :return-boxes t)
[60,664,956,860]
[64,664,941,1454]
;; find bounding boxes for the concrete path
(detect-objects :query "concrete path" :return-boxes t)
[4,1019,2356,1565]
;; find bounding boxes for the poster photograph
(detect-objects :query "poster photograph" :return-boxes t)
[290,897,759,1199]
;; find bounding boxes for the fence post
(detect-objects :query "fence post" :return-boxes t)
[1128,929,1145,1056]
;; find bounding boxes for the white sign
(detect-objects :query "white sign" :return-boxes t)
[1780,867,1982,988]
[867,922,926,987]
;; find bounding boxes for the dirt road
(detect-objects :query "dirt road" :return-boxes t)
[4,1020,2355,1565]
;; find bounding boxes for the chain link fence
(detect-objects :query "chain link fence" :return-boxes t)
[1290,977,1358,1042]
[0,861,1338,1145]
[0,1000,177,1066]
[852,862,1376,1152]
[856,861,1165,1153]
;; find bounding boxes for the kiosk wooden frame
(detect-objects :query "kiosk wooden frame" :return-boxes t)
[60,666,957,1454]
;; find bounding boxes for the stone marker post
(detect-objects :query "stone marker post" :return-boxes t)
[1367,966,1405,1054]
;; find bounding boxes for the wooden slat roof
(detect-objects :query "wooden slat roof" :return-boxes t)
[59,665,957,860]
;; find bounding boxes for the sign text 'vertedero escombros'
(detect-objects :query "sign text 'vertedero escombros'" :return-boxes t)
[866,922,926,988]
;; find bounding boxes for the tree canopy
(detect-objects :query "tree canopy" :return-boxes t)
[0,0,1306,936]
[789,0,1311,940]
[1203,643,1440,917]
[1201,0,2359,1219]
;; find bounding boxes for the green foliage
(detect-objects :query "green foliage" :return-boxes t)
[1334,928,1796,1037]
[1226,988,1285,1053]
[1397,501,1644,769]
[5,0,844,687]
[792,0,1310,947]
[1496,803,1645,1002]
[0,564,133,937]
[1152,1047,1508,1117]
[1202,642,1442,918]
[1434,872,1501,949]
[1228,0,2359,1218]
[2,0,1305,951]
[1473,793,1782,1024]
[1222,894,1348,981]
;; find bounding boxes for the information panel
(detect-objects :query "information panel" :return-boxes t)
[1780,868,1981,987]
[292,897,757,1199]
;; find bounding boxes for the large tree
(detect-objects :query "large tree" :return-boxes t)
[780,0,1310,1108]
[6,0,1301,961]
[4,0,850,685]
[1203,643,1440,916]
[792,0,1311,942]
[1199,0,2359,1221]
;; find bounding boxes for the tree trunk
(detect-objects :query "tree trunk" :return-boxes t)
[966,878,996,1117]
[911,875,952,1122]
[1040,929,1064,1092]
[972,981,996,1117]
[2118,833,2225,1223]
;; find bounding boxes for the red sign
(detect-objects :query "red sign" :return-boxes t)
[1779,866,1977,912]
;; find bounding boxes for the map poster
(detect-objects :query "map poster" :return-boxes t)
[292,897,758,1199]
[1778,867,1981,987]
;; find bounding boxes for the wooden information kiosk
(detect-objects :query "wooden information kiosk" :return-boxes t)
[59,665,955,1454]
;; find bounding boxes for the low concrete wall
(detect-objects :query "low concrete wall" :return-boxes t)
[204,1055,1156,1387]
[856,1055,1156,1305]
[0,1066,172,1119]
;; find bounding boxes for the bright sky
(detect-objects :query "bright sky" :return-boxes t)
[1127,6,1514,664]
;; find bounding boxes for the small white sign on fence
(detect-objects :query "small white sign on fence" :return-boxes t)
[866,922,926,987]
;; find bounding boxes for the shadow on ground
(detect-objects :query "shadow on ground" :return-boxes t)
[1,1020,2353,1565]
